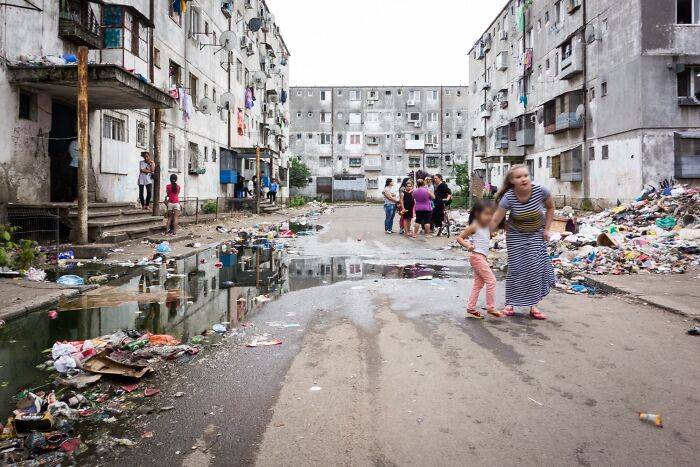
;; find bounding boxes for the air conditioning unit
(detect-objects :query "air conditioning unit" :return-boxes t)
[432,144,439,149]
[407,100,416,107]
[499,30,508,41]
[414,121,422,128]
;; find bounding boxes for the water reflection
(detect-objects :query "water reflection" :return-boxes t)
[0,244,286,414]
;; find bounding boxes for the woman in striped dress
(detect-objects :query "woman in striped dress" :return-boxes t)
[491,165,555,319]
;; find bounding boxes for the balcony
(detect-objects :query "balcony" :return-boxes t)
[496,52,508,71]
[58,0,103,49]
[559,39,583,80]
[364,155,382,171]
[405,139,425,150]
[516,128,535,146]
[555,113,583,133]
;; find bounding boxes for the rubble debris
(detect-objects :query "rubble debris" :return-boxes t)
[56,275,85,286]
[639,412,663,427]
[687,326,700,336]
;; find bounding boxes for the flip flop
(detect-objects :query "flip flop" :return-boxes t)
[466,309,484,319]
[487,309,504,318]
[501,306,515,316]
[530,307,547,320]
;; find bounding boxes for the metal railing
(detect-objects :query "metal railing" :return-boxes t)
[0,205,61,246]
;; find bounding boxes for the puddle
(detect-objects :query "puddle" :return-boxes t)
[0,244,287,415]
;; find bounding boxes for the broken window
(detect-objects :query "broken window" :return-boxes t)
[18,91,37,121]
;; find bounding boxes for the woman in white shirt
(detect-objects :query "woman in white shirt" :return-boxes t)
[138,151,155,210]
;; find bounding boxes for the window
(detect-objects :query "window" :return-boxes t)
[675,134,700,177]
[386,155,391,160]
[445,112,451,118]
[189,73,198,104]
[296,90,302,96]
[546,156,551,168]
[337,133,343,144]
[555,1,562,23]
[677,0,700,24]
[103,114,127,141]
[677,66,700,101]
[538,157,542,168]
[189,8,200,37]
[349,113,361,124]
[366,112,379,122]
[136,121,147,148]
[349,134,361,145]
[409,90,421,101]
[337,89,343,96]
[385,90,392,96]
[169,60,182,89]
[560,146,583,181]
[545,11,550,24]
[368,90,379,100]
[408,156,420,168]
[320,133,332,144]
[349,90,360,101]
[307,133,313,139]
[397,89,403,95]
[589,147,595,161]
[320,90,330,101]
[236,59,243,83]
[188,142,200,173]
[445,133,451,139]
[546,59,550,71]
[430,90,438,100]
[602,19,608,34]
[18,91,36,121]
[408,112,421,122]
[456,133,463,140]
[589,87,595,101]
[319,156,332,167]
[367,178,379,189]
[320,112,332,123]
[349,157,362,167]
[296,133,302,140]
[426,157,439,168]
[204,146,208,162]
[428,112,438,122]
[168,134,178,170]
[396,112,402,118]
[601,81,608,96]
[457,111,463,118]
[602,145,609,159]
[204,83,208,99]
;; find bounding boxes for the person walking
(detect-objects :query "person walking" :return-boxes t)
[432,174,452,236]
[164,174,181,236]
[412,179,434,236]
[490,164,555,320]
[399,180,415,237]
[138,151,155,210]
[269,178,279,204]
[382,178,399,234]
[457,200,503,319]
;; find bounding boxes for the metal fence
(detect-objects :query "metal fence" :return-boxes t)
[0,205,61,246]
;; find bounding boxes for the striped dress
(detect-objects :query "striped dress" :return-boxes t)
[499,184,555,307]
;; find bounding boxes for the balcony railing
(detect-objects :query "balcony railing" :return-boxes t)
[555,113,583,133]
[59,0,103,49]
[516,128,535,146]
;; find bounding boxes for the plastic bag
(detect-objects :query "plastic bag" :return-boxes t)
[56,275,84,286]
[155,242,171,253]
[25,268,47,282]
[54,355,77,373]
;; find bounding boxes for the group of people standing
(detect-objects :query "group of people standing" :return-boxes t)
[137,151,181,236]
[382,174,452,237]
[238,173,279,204]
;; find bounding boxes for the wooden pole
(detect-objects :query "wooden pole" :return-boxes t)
[152,108,162,217]
[76,46,89,244]
[255,146,261,215]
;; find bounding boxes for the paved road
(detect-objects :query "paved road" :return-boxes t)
[106,206,699,467]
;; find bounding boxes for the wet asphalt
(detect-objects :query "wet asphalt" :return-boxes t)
[103,206,699,467]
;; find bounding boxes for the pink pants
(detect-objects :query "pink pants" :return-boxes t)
[468,253,496,310]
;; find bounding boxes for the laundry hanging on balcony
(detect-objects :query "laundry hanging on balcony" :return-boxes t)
[245,87,254,109]
[517,6,525,33]
[172,0,188,14]
[280,89,288,104]
[181,88,194,122]
[237,110,245,136]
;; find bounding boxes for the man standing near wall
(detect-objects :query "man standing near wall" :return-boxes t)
[432,174,452,236]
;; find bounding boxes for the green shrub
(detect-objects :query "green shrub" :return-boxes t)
[0,225,37,271]
[202,201,217,214]
[289,196,307,208]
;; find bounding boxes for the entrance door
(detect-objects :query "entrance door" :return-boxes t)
[49,102,77,202]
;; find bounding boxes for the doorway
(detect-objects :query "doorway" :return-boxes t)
[48,102,77,202]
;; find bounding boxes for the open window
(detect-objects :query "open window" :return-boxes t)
[559,145,583,182]
[677,0,700,24]
[677,65,700,104]
[674,132,700,178]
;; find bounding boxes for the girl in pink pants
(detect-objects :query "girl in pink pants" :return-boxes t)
[457,200,503,319]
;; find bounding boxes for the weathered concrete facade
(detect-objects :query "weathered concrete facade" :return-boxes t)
[468,0,700,207]
[290,86,468,200]
[0,0,290,204]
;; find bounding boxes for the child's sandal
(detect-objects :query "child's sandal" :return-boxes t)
[501,306,515,317]
[466,309,484,319]
[530,307,547,320]
[487,309,504,318]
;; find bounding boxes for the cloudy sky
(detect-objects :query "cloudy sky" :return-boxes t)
[265,0,506,86]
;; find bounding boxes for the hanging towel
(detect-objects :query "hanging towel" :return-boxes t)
[237,110,245,136]
[182,89,194,122]
[517,6,525,33]
[172,0,187,14]
[280,90,288,104]
[245,88,254,109]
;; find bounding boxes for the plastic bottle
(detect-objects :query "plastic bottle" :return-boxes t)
[639,412,663,427]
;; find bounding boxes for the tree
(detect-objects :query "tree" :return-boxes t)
[454,161,470,196]
[289,159,311,189]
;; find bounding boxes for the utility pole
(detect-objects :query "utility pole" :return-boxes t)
[255,145,261,214]
[152,109,162,217]
[76,46,89,244]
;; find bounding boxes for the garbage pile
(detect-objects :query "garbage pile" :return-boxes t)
[451,185,699,295]
[0,330,207,465]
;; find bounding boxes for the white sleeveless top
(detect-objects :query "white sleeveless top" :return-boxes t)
[470,226,491,257]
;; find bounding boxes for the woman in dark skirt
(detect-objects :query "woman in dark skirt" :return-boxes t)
[491,164,555,320]
[399,180,415,237]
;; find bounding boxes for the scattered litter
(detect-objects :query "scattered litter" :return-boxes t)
[687,326,700,336]
[174,392,185,398]
[56,275,85,286]
[639,412,663,427]
[528,397,544,407]
[25,268,47,282]
[144,388,161,397]
[309,385,322,391]
[155,242,172,254]
[266,322,301,328]
[142,431,155,439]
[47,310,58,320]
[212,324,227,333]
[246,337,283,347]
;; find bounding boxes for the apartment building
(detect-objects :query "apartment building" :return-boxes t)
[0,0,290,205]
[467,0,700,207]
[289,86,469,200]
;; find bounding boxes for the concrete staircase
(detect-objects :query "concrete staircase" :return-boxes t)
[259,199,282,214]
[66,203,165,243]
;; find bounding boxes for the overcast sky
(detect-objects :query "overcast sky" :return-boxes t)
[265,0,506,87]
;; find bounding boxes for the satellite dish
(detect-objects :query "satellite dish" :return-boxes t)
[575,104,585,120]
[248,17,263,32]
[252,71,267,89]
[198,98,216,116]
[219,31,238,52]
[220,92,236,110]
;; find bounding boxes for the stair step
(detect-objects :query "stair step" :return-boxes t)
[88,215,164,228]
[68,208,148,219]
[99,224,162,243]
